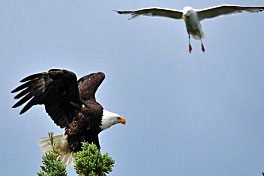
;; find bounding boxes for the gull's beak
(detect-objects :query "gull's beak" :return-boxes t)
[117,117,126,125]
[182,14,187,19]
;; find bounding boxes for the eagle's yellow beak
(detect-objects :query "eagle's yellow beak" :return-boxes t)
[117,117,126,125]
[182,14,187,19]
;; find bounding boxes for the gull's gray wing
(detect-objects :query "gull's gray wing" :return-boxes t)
[197,4,264,21]
[116,7,183,20]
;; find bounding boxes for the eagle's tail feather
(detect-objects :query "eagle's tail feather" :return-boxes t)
[38,134,75,166]
[61,152,75,166]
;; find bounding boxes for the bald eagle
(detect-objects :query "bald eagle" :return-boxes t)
[11,69,126,165]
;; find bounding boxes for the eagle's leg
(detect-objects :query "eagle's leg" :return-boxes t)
[188,35,192,53]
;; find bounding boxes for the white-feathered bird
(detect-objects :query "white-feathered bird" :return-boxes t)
[116,5,264,53]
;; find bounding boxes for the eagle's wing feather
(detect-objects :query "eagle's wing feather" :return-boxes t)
[198,5,264,21]
[116,7,183,20]
[77,72,105,101]
[12,69,82,128]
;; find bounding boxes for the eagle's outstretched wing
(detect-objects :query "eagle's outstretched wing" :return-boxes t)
[116,7,183,20]
[197,5,264,21]
[77,72,105,101]
[12,69,83,128]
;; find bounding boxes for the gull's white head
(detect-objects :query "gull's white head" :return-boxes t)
[100,110,126,130]
[182,6,194,19]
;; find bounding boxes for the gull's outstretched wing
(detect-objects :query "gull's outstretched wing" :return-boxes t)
[116,7,183,20]
[198,5,264,21]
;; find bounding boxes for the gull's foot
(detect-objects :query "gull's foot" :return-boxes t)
[201,44,205,52]
[189,44,192,53]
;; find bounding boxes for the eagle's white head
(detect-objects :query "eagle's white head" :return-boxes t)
[100,110,126,130]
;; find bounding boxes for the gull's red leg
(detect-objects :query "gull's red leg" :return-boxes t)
[201,43,205,52]
[188,35,192,53]
[198,31,205,53]
[189,44,192,53]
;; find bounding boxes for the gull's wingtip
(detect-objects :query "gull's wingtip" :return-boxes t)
[113,10,122,14]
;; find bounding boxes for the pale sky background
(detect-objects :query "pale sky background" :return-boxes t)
[1,0,264,175]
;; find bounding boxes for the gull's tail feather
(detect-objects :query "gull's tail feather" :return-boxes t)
[38,134,75,166]
[191,32,207,40]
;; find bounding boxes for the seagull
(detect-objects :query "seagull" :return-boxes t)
[116,5,264,53]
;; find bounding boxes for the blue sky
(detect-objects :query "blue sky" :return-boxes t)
[1,0,264,175]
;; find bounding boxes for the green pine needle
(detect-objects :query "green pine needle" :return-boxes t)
[74,142,115,176]
[37,132,67,176]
